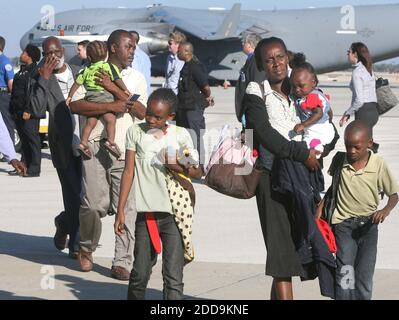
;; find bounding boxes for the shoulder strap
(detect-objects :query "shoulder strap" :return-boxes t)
[323,151,346,224]
[109,63,120,81]
[329,151,346,176]
[242,81,266,129]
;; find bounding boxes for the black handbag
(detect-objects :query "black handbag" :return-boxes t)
[375,77,398,115]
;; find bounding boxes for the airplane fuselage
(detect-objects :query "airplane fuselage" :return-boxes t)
[20,4,399,81]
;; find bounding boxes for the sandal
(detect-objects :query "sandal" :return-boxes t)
[77,143,92,159]
[102,139,122,159]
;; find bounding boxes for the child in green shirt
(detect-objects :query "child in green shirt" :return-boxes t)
[318,120,398,300]
[67,40,129,159]
[115,88,202,300]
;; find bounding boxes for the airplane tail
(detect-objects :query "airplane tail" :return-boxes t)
[209,3,241,39]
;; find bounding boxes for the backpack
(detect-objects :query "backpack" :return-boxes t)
[322,152,346,225]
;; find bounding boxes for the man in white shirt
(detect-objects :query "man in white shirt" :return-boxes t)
[164,31,186,95]
[70,30,147,280]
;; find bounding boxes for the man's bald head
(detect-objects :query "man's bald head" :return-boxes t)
[177,42,194,62]
[345,120,371,140]
[41,36,65,71]
[180,42,193,54]
[42,36,62,51]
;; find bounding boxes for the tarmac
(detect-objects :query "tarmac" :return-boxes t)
[1,77,399,300]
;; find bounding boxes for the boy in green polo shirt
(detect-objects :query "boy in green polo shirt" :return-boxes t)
[67,41,129,159]
[325,120,398,300]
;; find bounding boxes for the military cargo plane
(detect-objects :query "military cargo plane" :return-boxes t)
[20,3,399,81]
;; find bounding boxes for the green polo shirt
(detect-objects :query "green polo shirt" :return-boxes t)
[76,61,121,91]
[332,151,399,224]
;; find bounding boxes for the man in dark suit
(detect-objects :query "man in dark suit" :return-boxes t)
[30,37,82,259]
[176,42,213,164]
[235,33,266,124]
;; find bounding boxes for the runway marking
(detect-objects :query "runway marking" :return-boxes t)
[336,30,357,34]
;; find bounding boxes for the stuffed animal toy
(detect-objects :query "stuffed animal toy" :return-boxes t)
[177,148,199,169]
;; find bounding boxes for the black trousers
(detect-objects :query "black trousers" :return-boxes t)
[128,213,184,300]
[56,154,82,252]
[355,102,379,139]
[0,92,15,144]
[255,170,304,278]
[15,118,41,175]
[176,107,205,163]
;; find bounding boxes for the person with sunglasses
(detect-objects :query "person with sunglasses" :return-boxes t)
[164,31,187,95]
[29,36,83,259]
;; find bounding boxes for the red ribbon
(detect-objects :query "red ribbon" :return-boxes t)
[145,213,162,254]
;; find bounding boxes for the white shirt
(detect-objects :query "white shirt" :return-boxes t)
[54,65,81,156]
[164,53,185,95]
[246,80,301,169]
[246,81,301,141]
[345,62,377,116]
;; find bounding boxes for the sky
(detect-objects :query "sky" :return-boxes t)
[1,0,399,59]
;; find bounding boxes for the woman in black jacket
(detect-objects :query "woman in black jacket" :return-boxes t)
[243,37,320,300]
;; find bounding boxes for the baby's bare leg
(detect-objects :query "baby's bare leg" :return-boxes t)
[81,117,98,146]
[102,112,117,143]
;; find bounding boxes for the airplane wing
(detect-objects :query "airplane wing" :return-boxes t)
[243,23,274,38]
[152,4,242,40]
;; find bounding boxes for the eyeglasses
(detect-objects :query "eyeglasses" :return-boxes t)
[42,49,62,57]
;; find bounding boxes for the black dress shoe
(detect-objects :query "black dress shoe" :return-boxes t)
[68,250,79,259]
[54,214,68,251]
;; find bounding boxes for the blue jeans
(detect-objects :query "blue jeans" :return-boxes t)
[334,216,378,300]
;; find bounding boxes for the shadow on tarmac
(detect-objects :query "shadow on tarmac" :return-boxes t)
[0,231,206,300]
[0,290,45,300]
